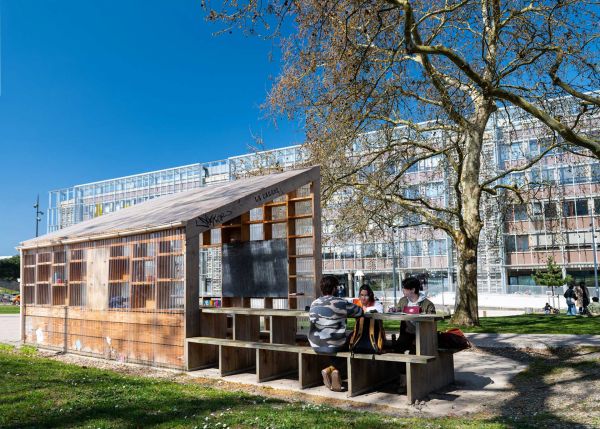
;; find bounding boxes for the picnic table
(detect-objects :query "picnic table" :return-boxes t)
[186,307,455,402]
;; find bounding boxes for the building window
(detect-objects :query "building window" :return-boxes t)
[541,167,556,184]
[563,200,588,217]
[592,164,600,183]
[425,182,444,198]
[401,212,422,225]
[594,198,600,215]
[510,142,523,160]
[544,202,558,219]
[406,162,419,173]
[403,185,420,199]
[403,241,423,257]
[505,236,516,252]
[559,166,574,184]
[516,235,529,252]
[531,202,543,217]
[499,144,510,162]
[427,239,447,256]
[573,165,588,184]
[511,204,528,221]
[510,172,526,187]
[362,244,377,258]
[563,200,576,217]
[528,139,539,157]
[576,199,589,216]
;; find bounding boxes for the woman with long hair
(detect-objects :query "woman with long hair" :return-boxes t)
[357,284,383,313]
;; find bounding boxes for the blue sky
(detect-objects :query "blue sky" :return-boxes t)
[0,0,302,255]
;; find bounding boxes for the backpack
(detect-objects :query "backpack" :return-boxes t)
[437,328,472,351]
[349,317,385,355]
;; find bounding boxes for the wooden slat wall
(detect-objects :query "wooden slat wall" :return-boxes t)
[23,307,184,368]
[22,230,186,369]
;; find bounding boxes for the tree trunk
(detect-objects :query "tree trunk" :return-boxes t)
[451,125,486,327]
[451,241,480,326]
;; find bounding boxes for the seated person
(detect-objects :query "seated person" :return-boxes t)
[588,296,600,317]
[357,284,384,313]
[309,275,363,391]
[394,277,436,353]
[543,303,552,315]
[350,284,386,354]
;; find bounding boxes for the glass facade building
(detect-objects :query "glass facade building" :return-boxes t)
[46,112,600,298]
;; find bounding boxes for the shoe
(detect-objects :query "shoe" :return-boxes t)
[331,369,342,392]
[321,368,332,390]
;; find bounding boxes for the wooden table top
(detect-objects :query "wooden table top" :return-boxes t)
[200,306,442,321]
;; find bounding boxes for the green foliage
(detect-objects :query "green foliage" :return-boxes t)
[533,256,572,288]
[0,255,20,280]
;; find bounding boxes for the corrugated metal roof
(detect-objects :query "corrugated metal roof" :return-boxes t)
[21,167,318,249]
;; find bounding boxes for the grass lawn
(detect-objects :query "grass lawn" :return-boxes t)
[0,305,20,314]
[0,345,513,429]
[346,314,600,335]
[437,314,600,335]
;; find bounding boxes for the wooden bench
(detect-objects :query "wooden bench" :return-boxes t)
[186,336,453,400]
[186,307,455,402]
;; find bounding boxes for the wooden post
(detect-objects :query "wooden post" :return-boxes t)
[311,176,322,298]
[184,229,201,370]
[19,248,25,343]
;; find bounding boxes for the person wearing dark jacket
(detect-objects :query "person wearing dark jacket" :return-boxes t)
[577,282,590,315]
[309,275,363,391]
[394,277,436,352]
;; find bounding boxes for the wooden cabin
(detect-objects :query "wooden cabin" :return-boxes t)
[18,167,321,370]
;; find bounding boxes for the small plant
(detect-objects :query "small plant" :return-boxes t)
[533,257,572,309]
[0,343,15,353]
[18,345,37,356]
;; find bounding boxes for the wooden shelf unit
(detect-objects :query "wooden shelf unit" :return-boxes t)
[199,182,320,310]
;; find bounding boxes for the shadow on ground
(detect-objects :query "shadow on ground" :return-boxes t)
[481,346,600,428]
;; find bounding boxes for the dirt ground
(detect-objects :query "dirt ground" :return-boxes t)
[38,346,600,427]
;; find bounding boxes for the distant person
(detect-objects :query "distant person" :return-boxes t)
[587,297,600,317]
[543,303,552,315]
[563,284,578,316]
[575,283,583,312]
[309,275,363,391]
[577,282,590,315]
[336,284,346,298]
[357,284,383,313]
[394,277,436,352]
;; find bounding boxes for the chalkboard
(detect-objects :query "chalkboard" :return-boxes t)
[222,239,289,298]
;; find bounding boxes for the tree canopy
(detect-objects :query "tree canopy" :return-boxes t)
[205,1,599,325]
[0,256,20,281]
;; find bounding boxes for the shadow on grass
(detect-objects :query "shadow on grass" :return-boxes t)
[482,346,600,428]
